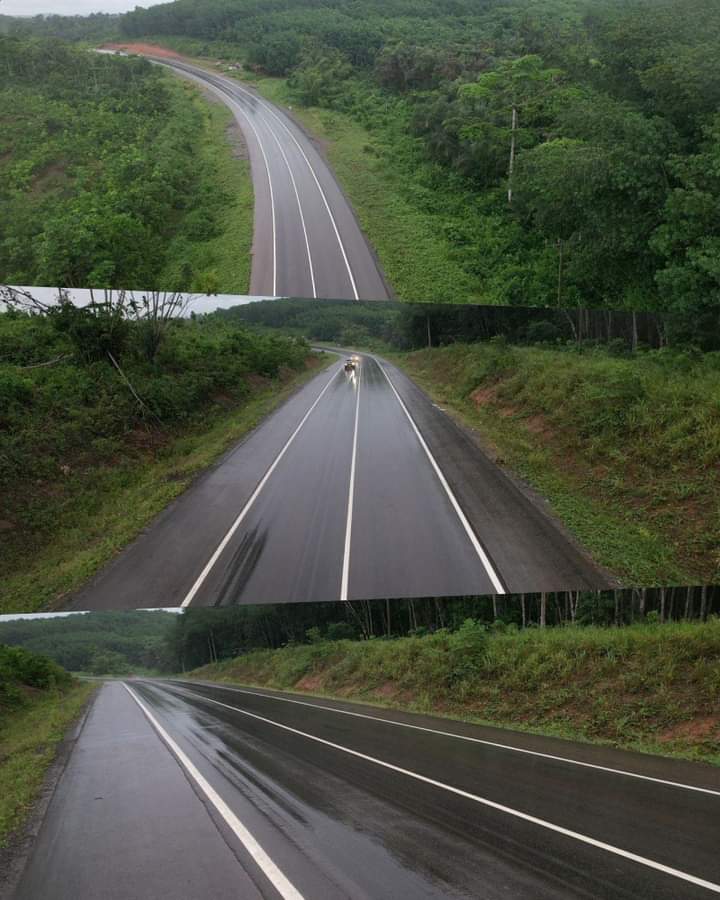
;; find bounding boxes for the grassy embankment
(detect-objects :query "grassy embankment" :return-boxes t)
[0,645,96,847]
[108,42,475,302]
[189,619,720,765]
[386,342,720,587]
[0,313,335,613]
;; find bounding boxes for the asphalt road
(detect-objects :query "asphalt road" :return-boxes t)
[13,678,720,900]
[155,57,391,301]
[67,352,610,610]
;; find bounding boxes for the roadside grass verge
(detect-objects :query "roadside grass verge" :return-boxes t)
[160,77,253,294]
[188,619,720,765]
[0,353,334,614]
[386,343,720,586]
[0,647,96,847]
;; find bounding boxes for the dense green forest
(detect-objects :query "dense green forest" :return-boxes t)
[0,293,317,610]
[222,296,718,349]
[3,0,719,319]
[0,611,177,675]
[107,0,720,317]
[0,36,252,292]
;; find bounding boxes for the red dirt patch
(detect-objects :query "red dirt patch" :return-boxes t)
[125,427,169,453]
[658,717,720,743]
[102,42,182,59]
[470,385,499,407]
[295,674,325,691]
[524,414,554,440]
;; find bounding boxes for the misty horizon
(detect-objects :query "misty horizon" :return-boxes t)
[1,0,164,17]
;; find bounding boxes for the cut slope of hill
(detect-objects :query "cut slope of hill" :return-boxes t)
[189,619,720,764]
[390,342,720,586]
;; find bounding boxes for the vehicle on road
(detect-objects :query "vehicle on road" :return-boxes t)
[344,358,356,372]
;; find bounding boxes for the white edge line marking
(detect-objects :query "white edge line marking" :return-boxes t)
[180,367,340,606]
[374,357,505,593]
[123,683,304,900]
[158,686,720,895]
[160,61,277,296]
[175,682,720,799]
[340,368,361,602]
[219,76,359,300]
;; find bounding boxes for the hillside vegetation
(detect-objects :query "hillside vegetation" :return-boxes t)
[0,305,324,612]
[102,0,720,322]
[0,645,95,846]
[0,611,178,676]
[393,342,720,585]
[189,618,720,764]
[0,37,252,293]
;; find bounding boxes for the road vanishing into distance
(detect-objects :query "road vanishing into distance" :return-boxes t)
[154,56,391,301]
[67,353,609,610]
[12,678,720,900]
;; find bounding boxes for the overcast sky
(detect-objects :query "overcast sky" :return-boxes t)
[1,0,165,16]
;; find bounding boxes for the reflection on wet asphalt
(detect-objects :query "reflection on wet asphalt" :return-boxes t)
[130,679,720,900]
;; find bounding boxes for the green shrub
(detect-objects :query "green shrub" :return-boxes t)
[0,644,72,712]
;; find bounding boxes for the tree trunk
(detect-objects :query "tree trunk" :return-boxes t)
[540,592,547,628]
[508,105,518,204]
[557,238,564,306]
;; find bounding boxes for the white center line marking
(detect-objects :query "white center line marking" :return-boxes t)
[123,684,304,900]
[161,686,720,895]
[373,356,505,593]
[180,366,340,606]
[174,682,720,798]
[340,368,361,602]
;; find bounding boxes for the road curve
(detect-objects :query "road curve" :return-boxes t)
[12,678,720,900]
[65,351,610,610]
[154,57,391,301]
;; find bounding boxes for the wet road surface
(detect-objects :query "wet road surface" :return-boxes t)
[66,353,609,609]
[154,57,391,301]
[13,679,720,900]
